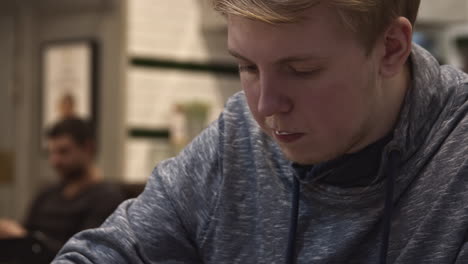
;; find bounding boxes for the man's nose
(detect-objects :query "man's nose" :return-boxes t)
[257,76,293,117]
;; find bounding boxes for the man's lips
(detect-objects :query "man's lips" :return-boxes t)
[273,130,305,143]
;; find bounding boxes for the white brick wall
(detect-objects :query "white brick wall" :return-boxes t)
[125,1,240,182]
[127,0,231,63]
[126,67,240,129]
[418,0,468,23]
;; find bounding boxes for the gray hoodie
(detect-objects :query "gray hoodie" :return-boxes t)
[53,44,468,264]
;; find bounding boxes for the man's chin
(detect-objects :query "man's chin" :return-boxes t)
[57,169,85,182]
[282,148,336,165]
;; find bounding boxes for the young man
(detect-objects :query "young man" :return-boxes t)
[53,0,468,263]
[0,118,124,264]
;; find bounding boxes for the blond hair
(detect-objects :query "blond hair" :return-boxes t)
[212,0,421,52]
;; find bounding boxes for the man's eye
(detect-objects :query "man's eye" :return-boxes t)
[238,65,258,74]
[289,66,322,77]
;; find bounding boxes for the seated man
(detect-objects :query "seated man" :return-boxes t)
[53,1,468,263]
[0,118,124,264]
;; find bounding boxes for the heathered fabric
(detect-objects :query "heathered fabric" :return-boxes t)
[53,44,468,263]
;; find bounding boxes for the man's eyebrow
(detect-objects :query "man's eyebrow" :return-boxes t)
[278,55,328,64]
[228,49,327,64]
[228,49,252,62]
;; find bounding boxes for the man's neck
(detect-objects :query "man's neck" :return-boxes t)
[348,63,411,155]
[62,166,102,199]
[381,63,412,136]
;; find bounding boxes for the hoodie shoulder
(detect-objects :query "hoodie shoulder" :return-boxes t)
[440,64,468,110]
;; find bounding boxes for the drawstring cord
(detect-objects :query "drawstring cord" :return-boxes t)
[379,150,400,264]
[285,175,300,264]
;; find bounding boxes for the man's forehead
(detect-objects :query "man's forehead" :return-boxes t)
[227,14,338,64]
[48,135,78,147]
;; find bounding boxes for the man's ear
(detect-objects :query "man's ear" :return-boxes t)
[379,17,413,78]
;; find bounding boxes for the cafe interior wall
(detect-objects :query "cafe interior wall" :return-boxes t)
[416,0,468,67]
[123,0,240,183]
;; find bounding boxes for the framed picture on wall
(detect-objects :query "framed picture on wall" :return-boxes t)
[40,39,98,143]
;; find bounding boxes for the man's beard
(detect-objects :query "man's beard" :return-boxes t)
[58,165,86,183]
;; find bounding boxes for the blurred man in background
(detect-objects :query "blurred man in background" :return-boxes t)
[0,118,124,264]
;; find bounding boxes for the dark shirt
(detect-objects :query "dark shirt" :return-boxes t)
[25,182,124,245]
[1,181,124,264]
[294,133,393,187]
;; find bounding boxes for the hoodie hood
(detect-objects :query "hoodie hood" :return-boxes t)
[392,44,468,162]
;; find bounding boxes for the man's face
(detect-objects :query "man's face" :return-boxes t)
[47,135,90,182]
[227,4,385,164]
